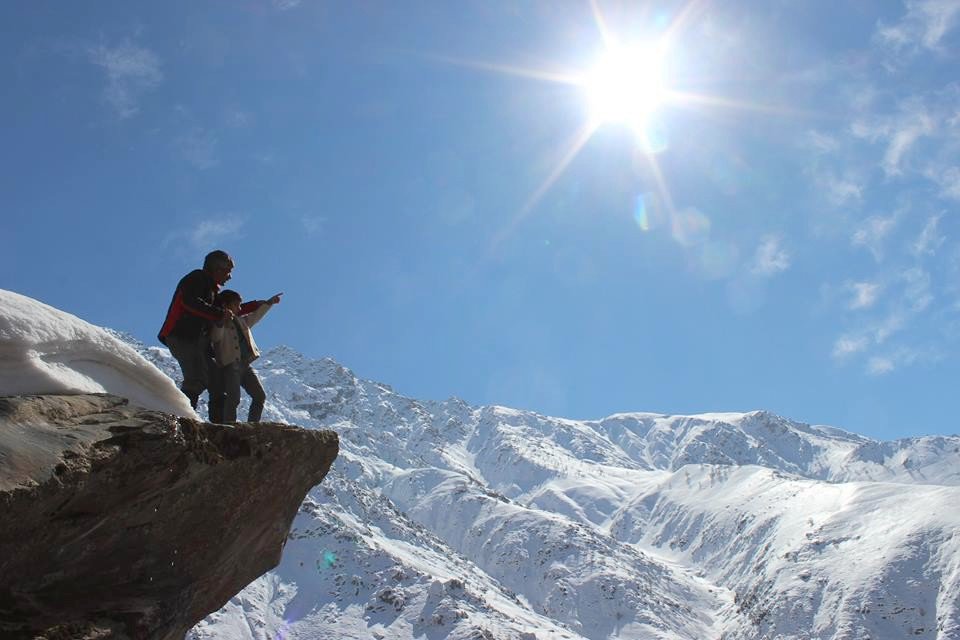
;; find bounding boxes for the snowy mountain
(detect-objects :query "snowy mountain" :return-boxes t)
[127,335,960,640]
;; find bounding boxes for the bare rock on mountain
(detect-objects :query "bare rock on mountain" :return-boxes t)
[0,393,339,640]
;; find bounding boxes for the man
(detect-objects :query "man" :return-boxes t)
[158,250,235,422]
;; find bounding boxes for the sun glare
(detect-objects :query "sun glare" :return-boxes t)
[431,3,800,259]
[582,42,667,133]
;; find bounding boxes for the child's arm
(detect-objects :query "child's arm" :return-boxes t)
[243,293,282,328]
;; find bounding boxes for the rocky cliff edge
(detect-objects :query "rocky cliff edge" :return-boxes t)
[0,393,339,640]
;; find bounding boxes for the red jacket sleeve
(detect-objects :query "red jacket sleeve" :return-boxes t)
[239,300,264,316]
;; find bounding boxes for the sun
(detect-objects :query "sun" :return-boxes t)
[582,41,667,133]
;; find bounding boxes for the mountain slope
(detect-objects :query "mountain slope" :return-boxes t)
[127,337,960,639]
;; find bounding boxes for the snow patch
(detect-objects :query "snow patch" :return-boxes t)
[0,289,195,418]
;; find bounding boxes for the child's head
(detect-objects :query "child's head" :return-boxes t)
[217,289,242,313]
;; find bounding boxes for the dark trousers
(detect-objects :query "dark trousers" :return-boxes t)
[165,334,225,423]
[221,361,266,423]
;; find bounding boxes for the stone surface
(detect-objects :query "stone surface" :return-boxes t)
[0,394,339,640]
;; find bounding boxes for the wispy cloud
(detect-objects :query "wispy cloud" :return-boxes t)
[852,214,898,261]
[161,216,246,257]
[273,0,302,9]
[224,108,253,128]
[877,0,960,54]
[924,165,960,200]
[867,356,896,375]
[822,172,864,206]
[872,310,907,344]
[175,127,219,170]
[189,217,245,249]
[866,345,938,376]
[885,105,936,177]
[849,281,882,309]
[301,215,326,236]
[945,245,960,301]
[901,266,934,312]
[751,235,790,276]
[809,2,959,378]
[852,99,936,176]
[911,213,946,256]
[805,130,839,154]
[805,162,864,208]
[831,266,936,371]
[88,39,162,119]
[833,335,870,360]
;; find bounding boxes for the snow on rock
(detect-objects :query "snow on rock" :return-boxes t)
[1,393,338,640]
[0,289,195,417]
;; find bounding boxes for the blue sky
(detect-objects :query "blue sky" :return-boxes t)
[3,1,960,439]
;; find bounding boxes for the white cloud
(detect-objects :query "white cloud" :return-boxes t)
[830,267,935,368]
[189,218,244,249]
[867,356,896,375]
[273,0,302,9]
[824,173,864,206]
[807,166,864,208]
[88,40,162,119]
[751,235,790,276]
[849,281,882,309]
[911,214,946,256]
[225,108,253,128]
[301,215,326,236]
[806,130,839,154]
[866,346,937,375]
[176,128,219,170]
[924,165,960,200]
[850,118,887,142]
[900,266,934,312]
[877,0,960,53]
[833,335,869,359]
[885,108,936,176]
[872,310,907,344]
[852,214,898,261]
[851,99,936,176]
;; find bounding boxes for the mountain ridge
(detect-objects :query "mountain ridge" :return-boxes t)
[118,333,960,639]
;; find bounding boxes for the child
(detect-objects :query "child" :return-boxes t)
[210,289,282,423]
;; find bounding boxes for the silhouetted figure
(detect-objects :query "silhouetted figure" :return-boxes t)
[158,250,235,422]
[211,290,282,423]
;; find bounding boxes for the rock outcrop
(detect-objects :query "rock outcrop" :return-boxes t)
[0,394,339,640]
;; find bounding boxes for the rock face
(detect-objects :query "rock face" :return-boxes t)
[0,394,339,640]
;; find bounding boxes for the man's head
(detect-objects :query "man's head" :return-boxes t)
[203,250,234,285]
[216,289,242,314]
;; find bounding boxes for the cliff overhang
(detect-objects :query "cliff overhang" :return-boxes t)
[0,393,339,640]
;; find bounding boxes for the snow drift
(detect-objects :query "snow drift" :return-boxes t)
[0,289,195,417]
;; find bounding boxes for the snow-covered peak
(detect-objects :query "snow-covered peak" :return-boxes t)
[222,344,960,488]
[84,327,959,640]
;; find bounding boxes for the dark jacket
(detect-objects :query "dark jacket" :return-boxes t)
[158,269,222,344]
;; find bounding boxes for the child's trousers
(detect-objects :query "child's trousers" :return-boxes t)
[221,362,266,423]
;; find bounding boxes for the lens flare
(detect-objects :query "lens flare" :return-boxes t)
[638,119,670,154]
[671,207,711,247]
[634,194,650,231]
[317,550,337,571]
